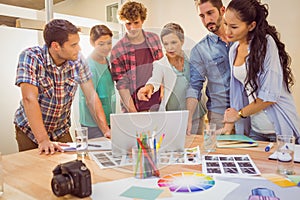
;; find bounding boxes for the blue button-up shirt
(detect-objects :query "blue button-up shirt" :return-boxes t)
[229,35,300,143]
[186,33,231,114]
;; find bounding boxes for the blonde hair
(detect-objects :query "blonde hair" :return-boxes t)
[160,23,184,42]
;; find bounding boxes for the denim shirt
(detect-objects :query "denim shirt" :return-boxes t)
[186,33,231,114]
[230,35,300,143]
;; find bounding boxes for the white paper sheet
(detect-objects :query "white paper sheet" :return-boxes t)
[91,176,239,200]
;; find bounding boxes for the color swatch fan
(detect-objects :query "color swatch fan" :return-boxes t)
[157,172,215,192]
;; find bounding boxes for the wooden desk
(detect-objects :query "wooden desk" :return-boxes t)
[1,135,300,199]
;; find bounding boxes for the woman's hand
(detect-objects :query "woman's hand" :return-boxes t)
[137,84,154,101]
[104,130,111,139]
[223,108,240,123]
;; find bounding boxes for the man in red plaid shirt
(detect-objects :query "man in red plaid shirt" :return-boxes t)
[110,1,163,112]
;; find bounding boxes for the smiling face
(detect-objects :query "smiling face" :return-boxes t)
[162,33,183,58]
[197,2,224,33]
[224,9,256,43]
[91,35,112,58]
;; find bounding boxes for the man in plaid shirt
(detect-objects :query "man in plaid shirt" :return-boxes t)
[110,1,163,112]
[14,19,110,155]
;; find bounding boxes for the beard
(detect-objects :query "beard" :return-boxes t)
[206,16,222,33]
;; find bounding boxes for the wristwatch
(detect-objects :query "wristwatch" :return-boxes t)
[238,109,247,118]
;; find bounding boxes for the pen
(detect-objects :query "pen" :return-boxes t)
[88,144,102,148]
[265,143,273,152]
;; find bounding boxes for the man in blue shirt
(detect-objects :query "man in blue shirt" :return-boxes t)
[186,0,231,133]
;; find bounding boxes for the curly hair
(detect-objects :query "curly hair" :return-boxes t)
[118,1,147,22]
[227,0,293,95]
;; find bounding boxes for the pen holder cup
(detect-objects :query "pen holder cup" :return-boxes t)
[132,147,160,179]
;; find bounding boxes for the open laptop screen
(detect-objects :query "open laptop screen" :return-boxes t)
[110,110,188,156]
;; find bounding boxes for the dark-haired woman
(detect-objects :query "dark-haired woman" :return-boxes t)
[221,0,300,143]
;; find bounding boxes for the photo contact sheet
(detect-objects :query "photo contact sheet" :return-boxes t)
[202,154,261,175]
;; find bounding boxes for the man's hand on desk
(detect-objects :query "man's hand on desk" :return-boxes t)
[38,140,67,155]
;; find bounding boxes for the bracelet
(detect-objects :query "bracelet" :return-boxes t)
[238,109,247,118]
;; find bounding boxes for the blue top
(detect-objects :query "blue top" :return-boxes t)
[229,35,300,143]
[186,33,231,114]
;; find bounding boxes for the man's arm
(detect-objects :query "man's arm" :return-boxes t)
[80,80,111,137]
[186,97,199,135]
[118,89,138,112]
[20,83,63,154]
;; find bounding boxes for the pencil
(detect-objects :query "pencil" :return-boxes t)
[154,138,157,164]
[137,138,160,177]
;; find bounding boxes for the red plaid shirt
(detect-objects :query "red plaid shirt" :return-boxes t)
[110,30,163,111]
[14,45,91,143]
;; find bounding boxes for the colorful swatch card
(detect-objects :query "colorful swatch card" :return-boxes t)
[262,174,297,187]
[158,172,215,193]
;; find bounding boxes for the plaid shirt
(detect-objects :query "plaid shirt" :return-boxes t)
[14,45,91,143]
[110,31,163,111]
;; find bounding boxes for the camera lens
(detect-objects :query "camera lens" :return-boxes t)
[51,174,74,197]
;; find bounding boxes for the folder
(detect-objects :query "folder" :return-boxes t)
[217,135,258,148]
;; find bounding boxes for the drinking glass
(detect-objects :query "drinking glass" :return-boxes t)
[276,135,295,175]
[203,123,217,152]
[75,127,89,160]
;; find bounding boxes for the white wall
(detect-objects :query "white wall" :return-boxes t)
[0,27,42,155]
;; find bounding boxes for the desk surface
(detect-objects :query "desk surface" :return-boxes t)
[2,135,300,199]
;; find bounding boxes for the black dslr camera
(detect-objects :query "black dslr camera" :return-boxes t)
[51,160,92,198]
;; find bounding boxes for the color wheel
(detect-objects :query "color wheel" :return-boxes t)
[157,172,215,192]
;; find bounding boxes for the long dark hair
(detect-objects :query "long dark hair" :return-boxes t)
[227,0,293,95]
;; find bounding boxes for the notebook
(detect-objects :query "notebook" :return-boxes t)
[217,135,258,148]
[110,110,188,156]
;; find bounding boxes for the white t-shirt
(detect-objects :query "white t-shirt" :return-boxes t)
[233,63,275,134]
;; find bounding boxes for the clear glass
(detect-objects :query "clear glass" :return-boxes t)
[0,152,4,197]
[75,127,89,160]
[203,123,217,152]
[132,147,159,179]
[276,135,295,175]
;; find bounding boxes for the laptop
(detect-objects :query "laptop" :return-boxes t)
[110,110,188,156]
